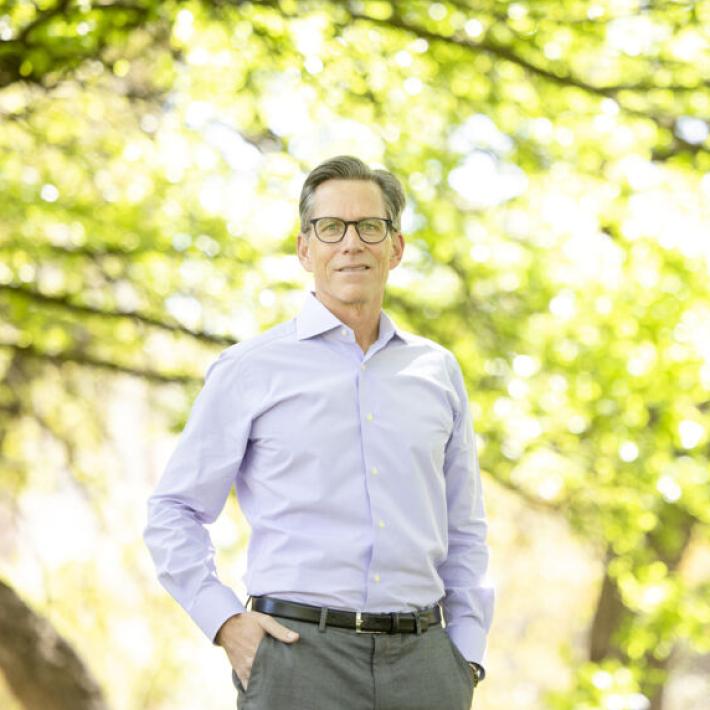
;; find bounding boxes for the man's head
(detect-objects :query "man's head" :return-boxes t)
[297,156,406,316]
[298,155,406,232]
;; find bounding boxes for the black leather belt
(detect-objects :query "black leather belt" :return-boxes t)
[250,595,442,634]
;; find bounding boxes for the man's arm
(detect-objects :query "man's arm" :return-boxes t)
[143,350,250,642]
[438,354,495,668]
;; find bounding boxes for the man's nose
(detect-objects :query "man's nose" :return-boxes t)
[342,223,363,249]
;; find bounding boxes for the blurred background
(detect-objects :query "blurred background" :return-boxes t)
[1,1,709,709]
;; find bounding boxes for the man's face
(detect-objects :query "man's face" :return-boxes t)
[297,179,404,313]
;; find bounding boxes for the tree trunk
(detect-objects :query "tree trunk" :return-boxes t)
[588,507,695,710]
[589,555,626,663]
[0,579,108,710]
[644,507,694,710]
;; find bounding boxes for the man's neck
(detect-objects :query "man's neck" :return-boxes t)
[315,293,382,352]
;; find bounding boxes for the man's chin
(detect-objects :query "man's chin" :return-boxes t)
[317,288,376,308]
[336,296,369,308]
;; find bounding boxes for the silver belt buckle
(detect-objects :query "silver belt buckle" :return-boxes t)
[355,611,387,633]
[355,611,364,633]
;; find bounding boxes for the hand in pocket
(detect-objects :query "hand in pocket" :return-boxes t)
[216,611,299,689]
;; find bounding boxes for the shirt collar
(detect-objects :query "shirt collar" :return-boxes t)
[296,292,405,345]
[296,292,343,340]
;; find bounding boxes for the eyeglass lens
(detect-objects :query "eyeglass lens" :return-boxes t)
[314,218,388,243]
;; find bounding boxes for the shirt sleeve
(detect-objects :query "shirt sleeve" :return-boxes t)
[143,348,251,643]
[438,354,495,666]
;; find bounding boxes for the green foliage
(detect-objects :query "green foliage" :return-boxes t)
[547,659,648,710]
[1,1,709,708]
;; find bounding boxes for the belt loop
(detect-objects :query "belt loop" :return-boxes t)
[391,612,400,634]
[318,606,328,632]
[415,612,422,635]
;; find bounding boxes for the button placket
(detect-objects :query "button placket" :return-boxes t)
[359,360,385,601]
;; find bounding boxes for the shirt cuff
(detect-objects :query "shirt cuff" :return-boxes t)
[445,619,488,666]
[187,582,247,644]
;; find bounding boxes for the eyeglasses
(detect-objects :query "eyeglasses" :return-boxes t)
[309,217,392,244]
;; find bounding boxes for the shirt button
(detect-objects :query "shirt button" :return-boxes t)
[371,466,379,475]
[340,328,347,336]
[374,574,381,583]
[378,520,385,528]
[366,413,374,422]
[361,363,367,370]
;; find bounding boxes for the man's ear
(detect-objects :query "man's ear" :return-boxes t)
[297,233,313,272]
[389,232,405,270]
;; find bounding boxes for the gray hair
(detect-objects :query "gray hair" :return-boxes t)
[299,155,406,232]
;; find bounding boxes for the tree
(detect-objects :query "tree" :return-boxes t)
[0,578,107,710]
[1,1,709,708]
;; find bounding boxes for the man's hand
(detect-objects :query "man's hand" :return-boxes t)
[215,611,299,689]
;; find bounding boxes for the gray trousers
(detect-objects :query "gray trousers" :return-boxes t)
[231,617,475,710]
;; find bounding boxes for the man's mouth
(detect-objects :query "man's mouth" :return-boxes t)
[337,265,370,272]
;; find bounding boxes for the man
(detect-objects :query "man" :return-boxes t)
[144,155,494,709]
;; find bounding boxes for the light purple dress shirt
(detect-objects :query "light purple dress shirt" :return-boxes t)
[144,292,494,663]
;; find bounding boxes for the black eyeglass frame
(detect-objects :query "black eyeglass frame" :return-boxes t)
[308,217,394,244]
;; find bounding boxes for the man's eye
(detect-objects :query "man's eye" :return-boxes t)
[319,220,341,232]
[359,220,385,235]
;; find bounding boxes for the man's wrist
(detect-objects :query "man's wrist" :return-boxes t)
[215,613,242,646]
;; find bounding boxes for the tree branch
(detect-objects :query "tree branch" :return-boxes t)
[339,6,709,158]
[0,0,160,89]
[0,341,201,384]
[487,470,563,513]
[0,283,236,346]
[16,0,73,44]
[348,6,706,95]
